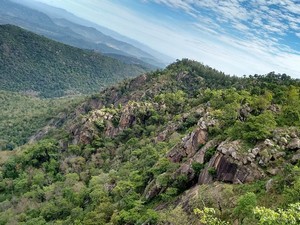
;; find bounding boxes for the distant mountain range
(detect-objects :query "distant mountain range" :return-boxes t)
[0,24,150,97]
[0,0,172,68]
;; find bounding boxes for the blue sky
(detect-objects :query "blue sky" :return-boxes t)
[33,0,300,77]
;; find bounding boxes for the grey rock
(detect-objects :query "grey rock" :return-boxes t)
[231,151,238,160]
[267,168,278,175]
[248,153,256,159]
[251,147,260,155]
[280,137,288,145]
[264,139,274,147]
[266,179,274,192]
[291,133,298,138]
[291,153,300,163]
[274,151,286,159]
[287,138,300,150]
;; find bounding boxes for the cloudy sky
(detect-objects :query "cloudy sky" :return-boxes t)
[32,0,300,77]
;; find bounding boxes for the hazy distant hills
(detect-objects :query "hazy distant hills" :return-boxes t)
[0,0,167,68]
[0,24,150,97]
[16,0,174,65]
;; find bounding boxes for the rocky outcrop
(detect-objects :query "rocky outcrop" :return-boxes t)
[287,138,300,150]
[155,123,178,142]
[239,104,252,121]
[291,150,300,163]
[199,140,265,184]
[167,128,208,163]
[167,113,215,163]
[71,101,160,144]
[192,139,219,164]
[144,180,163,200]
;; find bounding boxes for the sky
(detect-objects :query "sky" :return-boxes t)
[31,0,300,77]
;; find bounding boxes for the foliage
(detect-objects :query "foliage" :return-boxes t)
[1,59,300,224]
[194,208,230,225]
[0,24,149,98]
[0,90,83,149]
[254,202,300,225]
[233,192,257,222]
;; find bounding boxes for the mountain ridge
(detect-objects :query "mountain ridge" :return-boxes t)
[1,59,300,224]
[1,0,165,68]
[11,0,174,64]
[0,24,149,97]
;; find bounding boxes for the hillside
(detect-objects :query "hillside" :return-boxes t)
[0,0,164,67]
[0,90,84,150]
[0,59,300,224]
[0,24,149,97]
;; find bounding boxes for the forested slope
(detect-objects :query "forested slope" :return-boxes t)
[0,90,84,150]
[0,24,149,98]
[0,59,299,224]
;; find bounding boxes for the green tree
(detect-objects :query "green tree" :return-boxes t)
[233,192,257,223]
[253,202,300,225]
[194,207,230,225]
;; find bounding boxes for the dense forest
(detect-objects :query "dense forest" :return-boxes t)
[0,24,150,98]
[0,90,84,150]
[0,59,299,224]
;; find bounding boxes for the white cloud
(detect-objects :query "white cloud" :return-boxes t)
[34,0,300,77]
[143,0,300,77]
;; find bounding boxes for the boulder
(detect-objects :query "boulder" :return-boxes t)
[266,179,274,192]
[183,128,208,157]
[199,141,264,184]
[291,152,300,164]
[167,122,209,162]
[264,139,274,147]
[287,138,300,150]
[192,139,219,164]
[143,180,164,201]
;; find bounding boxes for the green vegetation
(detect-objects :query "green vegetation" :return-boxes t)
[0,59,300,224]
[0,24,149,98]
[194,203,300,225]
[0,90,83,150]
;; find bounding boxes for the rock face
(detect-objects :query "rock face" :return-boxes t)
[287,138,300,150]
[291,150,300,163]
[167,113,215,163]
[71,101,157,144]
[167,128,208,163]
[198,140,265,184]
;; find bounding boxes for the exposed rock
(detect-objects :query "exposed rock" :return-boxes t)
[167,119,210,162]
[258,149,272,165]
[291,152,300,163]
[268,104,280,113]
[290,132,298,138]
[279,137,288,145]
[183,128,208,157]
[169,140,220,189]
[287,138,300,150]
[167,144,185,163]
[192,140,218,164]
[273,151,286,159]
[217,140,240,159]
[264,139,274,147]
[248,153,256,159]
[175,161,196,186]
[251,147,260,156]
[267,168,279,175]
[239,104,252,121]
[266,179,274,192]
[143,180,163,201]
[199,141,264,184]
[156,123,178,142]
[176,71,190,80]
